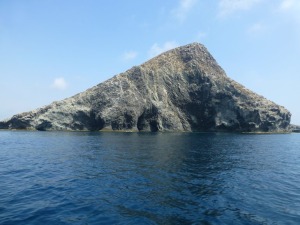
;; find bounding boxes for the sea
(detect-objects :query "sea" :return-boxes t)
[0,131,300,225]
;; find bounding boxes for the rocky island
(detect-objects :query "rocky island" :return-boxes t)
[290,124,300,133]
[0,43,291,132]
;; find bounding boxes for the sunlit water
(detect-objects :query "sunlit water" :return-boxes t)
[0,131,300,224]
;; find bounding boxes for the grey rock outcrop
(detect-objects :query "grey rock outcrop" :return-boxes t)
[290,124,300,133]
[0,43,291,132]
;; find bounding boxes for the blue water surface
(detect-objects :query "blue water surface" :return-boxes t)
[0,131,300,224]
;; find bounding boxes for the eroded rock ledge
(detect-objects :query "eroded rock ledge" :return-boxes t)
[290,124,300,133]
[0,43,291,132]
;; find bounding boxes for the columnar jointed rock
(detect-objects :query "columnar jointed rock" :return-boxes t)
[0,43,291,132]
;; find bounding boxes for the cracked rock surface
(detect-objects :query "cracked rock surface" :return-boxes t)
[0,43,291,132]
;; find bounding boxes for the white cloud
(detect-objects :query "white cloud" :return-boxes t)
[279,0,295,11]
[51,77,67,90]
[172,0,197,22]
[218,0,263,17]
[278,0,300,23]
[148,41,179,58]
[247,22,264,34]
[123,51,138,60]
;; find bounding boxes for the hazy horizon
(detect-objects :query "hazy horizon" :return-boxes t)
[1,0,299,124]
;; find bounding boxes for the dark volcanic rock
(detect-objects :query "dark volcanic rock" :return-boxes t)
[0,43,291,132]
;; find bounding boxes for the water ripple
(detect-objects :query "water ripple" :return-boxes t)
[0,131,300,224]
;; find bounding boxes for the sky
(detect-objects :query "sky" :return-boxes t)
[0,0,299,124]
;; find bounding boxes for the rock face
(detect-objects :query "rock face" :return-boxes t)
[290,124,300,133]
[0,43,291,132]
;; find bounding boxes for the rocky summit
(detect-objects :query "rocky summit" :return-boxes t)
[0,43,291,132]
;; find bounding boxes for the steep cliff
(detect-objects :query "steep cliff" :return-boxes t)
[0,43,291,132]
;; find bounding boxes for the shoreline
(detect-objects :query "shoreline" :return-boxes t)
[0,128,294,134]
